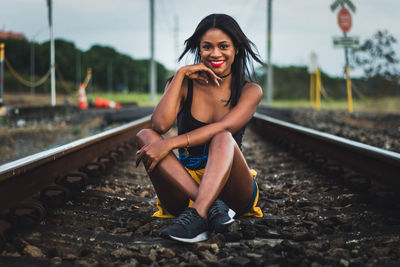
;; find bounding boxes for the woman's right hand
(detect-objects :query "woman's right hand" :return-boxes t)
[179,63,221,86]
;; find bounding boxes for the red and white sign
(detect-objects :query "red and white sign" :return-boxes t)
[337,8,352,33]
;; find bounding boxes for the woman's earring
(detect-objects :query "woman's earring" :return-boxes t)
[235,50,239,55]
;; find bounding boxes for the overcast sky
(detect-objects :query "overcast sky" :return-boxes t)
[1,0,399,78]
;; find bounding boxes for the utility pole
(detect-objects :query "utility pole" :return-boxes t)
[174,15,179,70]
[107,61,113,94]
[30,41,35,97]
[266,0,273,104]
[76,52,81,89]
[47,0,56,106]
[123,68,128,93]
[149,0,156,103]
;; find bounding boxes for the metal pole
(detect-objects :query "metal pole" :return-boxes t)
[0,43,4,106]
[48,0,56,106]
[107,62,112,94]
[174,15,179,70]
[30,41,35,97]
[123,68,128,93]
[149,0,156,103]
[266,0,273,104]
[76,52,81,89]
[315,68,321,111]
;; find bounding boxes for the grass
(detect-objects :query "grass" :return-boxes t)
[3,92,162,107]
[262,97,400,114]
[88,92,163,106]
[3,92,400,114]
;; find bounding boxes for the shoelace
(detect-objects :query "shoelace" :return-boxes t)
[174,209,198,226]
[208,200,228,219]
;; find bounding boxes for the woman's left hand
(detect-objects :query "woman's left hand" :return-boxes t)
[135,139,171,173]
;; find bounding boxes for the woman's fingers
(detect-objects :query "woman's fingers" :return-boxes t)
[136,146,156,172]
[135,146,147,167]
[135,149,143,167]
[185,63,221,86]
[201,67,221,86]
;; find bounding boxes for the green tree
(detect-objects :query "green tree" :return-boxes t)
[351,30,399,80]
[350,30,400,96]
[0,37,170,94]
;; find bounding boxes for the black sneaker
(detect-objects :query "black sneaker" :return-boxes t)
[208,199,236,233]
[160,208,208,243]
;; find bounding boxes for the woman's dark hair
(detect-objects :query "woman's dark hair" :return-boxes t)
[179,14,263,107]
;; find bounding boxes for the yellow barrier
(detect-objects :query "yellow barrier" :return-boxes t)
[82,68,92,90]
[55,65,73,94]
[315,68,321,110]
[309,73,315,107]
[345,66,353,113]
[5,57,50,87]
[0,43,4,61]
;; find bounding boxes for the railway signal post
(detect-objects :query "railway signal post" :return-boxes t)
[0,43,4,107]
[331,0,357,113]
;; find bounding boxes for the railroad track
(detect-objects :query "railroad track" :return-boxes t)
[1,112,400,266]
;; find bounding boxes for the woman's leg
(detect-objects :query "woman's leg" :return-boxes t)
[136,129,200,216]
[191,131,254,218]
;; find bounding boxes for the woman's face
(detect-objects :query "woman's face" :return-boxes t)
[199,28,236,77]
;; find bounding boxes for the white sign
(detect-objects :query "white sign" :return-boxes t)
[308,52,318,74]
[332,36,359,48]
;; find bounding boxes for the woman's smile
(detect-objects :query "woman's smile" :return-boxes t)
[210,60,225,67]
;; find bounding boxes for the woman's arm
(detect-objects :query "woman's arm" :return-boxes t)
[151,71,186,134]
[151,64,221,134]
[137,82,262,172]
[168,82,263,149]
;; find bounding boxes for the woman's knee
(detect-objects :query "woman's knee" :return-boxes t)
[135,128,162,147]
[211,130,234,145]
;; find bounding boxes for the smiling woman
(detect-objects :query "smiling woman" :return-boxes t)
[135,14,264,243]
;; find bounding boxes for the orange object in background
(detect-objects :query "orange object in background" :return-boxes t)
[78,83,88,109]
[94,96,121,109]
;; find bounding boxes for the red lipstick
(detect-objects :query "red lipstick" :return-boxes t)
[210,61,224,67]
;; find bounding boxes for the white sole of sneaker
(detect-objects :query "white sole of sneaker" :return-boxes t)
[223,208,236,224]
[169,232,208,243]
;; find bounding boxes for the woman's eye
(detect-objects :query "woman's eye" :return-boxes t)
[220,44,228,49]
[202,45,210,50]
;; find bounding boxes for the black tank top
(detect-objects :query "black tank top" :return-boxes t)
[177,79,245,170]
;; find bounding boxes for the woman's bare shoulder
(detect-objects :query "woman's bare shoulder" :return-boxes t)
[242,82,263,98]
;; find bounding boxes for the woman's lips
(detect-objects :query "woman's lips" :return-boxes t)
[210,60,225,67]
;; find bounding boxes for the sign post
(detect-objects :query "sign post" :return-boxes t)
[0,43,4,107]
[331,0,356,113]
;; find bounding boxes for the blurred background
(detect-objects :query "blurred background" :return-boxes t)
[0,0,399,110]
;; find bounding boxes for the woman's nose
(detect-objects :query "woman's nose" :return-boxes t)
[210,48,222,57]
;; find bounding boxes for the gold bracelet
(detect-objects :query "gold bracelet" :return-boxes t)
[184,134,190,156]
[186,134,190,148]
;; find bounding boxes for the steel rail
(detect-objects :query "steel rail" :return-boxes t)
[0,115,151,212]
[1,112,399,213]
[252,112,400,188]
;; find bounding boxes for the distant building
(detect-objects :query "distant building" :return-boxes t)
[0,30,25,40]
